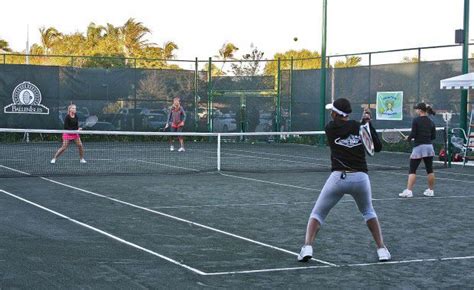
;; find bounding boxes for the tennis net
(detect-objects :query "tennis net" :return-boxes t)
[0,128,447,177]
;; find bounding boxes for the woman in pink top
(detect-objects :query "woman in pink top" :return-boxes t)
[166,97,186,152]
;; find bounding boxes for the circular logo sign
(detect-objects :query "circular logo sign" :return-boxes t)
[12,82,42,105]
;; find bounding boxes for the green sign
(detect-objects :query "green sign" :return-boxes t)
[376,91,403,121]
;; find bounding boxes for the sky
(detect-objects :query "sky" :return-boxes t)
[0,0,473,63]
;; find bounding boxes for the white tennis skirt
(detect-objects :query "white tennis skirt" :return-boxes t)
[410,144,435,159]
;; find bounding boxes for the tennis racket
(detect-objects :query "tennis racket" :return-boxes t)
[83,116,98,128]
[382,129,407,143]
[161,123,170,132]
[359,122,375,156]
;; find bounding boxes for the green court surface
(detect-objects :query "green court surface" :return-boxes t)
[1,153,473,288]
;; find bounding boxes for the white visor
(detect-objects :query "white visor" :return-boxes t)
[325,103,348,117]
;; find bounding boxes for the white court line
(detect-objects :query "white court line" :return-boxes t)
[153,195,474,210]
[372,195,474,201]
[372,170,474,184]
[434,160,474,167]
[430,169,474,177]
[204,255,474,276]
[0,188,206,275]
[154,202,291,209]
[221,172,473,201]
[347,256,474,267]
[134,159,200,172]
[219,172,317,191]
[220,147,401,169]
[1,158,113,161]
[0,165,32,175]
[203,265,332,275]
[223,146,474,172]
[222,147,320,161]
[194,148,329,168]
[223,147,398,168]
[0,164,336,267]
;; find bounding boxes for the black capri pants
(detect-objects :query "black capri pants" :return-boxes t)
[409,157,434,174]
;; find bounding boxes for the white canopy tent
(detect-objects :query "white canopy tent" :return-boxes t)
[440,72,474,90]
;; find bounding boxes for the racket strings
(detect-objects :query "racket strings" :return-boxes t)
[382,131,403,143]
[84,116,98,128]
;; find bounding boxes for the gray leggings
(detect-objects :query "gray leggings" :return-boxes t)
[310,171,377,224]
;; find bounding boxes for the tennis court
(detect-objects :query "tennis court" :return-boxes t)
[1,130,473,288]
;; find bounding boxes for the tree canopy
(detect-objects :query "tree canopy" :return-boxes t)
[0,19,365,72]
[4,18,179,68]
[0,39,12,52]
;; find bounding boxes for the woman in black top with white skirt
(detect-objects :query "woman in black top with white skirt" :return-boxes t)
[399,103,436,198]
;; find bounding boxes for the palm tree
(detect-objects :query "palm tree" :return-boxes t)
[334,56,362,68]
[0,39,12,52]
[121,18,150,57]
[162,41,178,59]
[104,23,121,39]
[401,56,419,63]
[102,23,122,55]
[86,22,105,46]
[39,27,61,54]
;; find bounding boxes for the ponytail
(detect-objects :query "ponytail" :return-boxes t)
[426,105,436,116]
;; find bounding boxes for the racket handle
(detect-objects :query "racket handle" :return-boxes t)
[361,110,372,123]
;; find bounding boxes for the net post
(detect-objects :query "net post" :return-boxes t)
[217,133,221,171]
[289,57,293,132]
[207,57,212,132]
[447,128,452,167]
[194,57,199,132]
[442,127,447,168]
[444,116,449,168]
[276,58,281,134]
[368,53,371,106]
[416,48,421,102]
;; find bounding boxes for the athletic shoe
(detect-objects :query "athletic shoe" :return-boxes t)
[80,159,87,164]
[297,245,313,262]
[423,189,434,197]
[50,158,56,164]
[178,147,185,152]
[399,189,413,198]
[377,247,391,262]
[170,145,175,151]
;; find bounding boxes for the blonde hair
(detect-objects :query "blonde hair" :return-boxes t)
[68,104,76,113]
[172,97,181,109]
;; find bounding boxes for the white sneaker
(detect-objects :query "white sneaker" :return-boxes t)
[178,147,185,152]
[297,245,313,262]
[377,247,391,262]
[170,145,175,151]
[80,159,87,164]
[399,189,413,198]
[50,158,56,164]
[423,189,434,197]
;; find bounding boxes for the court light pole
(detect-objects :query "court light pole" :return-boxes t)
[26,24,29,65]
[461,0,470,132]
[319,0,327,131]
